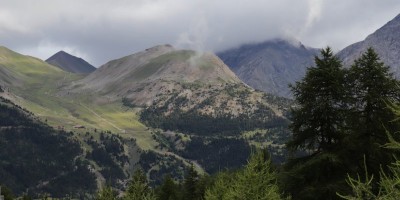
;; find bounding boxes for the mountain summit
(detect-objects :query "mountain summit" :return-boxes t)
[338,14,400,77]
[46,51,96,74]
[217,39,319,98]
[74,44,242,105]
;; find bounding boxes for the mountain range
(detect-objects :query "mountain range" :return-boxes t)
[0,43,291,196]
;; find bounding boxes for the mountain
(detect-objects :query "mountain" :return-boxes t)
[0,44,292,196]
[46,51,96,74]
[217,39,319,98]
[70,44,292,169]
[337,14,400,77]
[71,44,289,122]
[73,44,241,105]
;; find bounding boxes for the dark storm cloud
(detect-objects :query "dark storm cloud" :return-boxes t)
[0,0,399,66]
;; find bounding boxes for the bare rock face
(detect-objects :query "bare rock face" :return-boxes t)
[217,39,319,98]
[338,14,400,77]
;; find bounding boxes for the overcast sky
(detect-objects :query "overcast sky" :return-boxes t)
[1,0,400,66]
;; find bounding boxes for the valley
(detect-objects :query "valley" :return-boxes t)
[0,45,291,197]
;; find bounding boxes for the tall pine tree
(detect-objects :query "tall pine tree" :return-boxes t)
[346,48,400,186]
[283,47,349,199]
[124,169,156,200]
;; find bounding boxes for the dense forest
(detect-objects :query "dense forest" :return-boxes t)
[0,97,97,198]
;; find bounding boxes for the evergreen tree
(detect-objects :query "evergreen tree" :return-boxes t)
[204,171,234,200]
[183,164,199,200]
[157,174,180,200]
[205,150,284,200]
[346,48,400,183]
[0,185,14,200]
[287,47,347,152]
[339,103,400,200]
[283,47,349,199]
[96,185,117,200]
[125,169,156,200]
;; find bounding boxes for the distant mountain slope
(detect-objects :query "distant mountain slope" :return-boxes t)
[337,14,400,77]
[71,45,289,122]
[73,44,242,106]
[46,51,96,74]
[0,46,65,88]
[217,39,319,98]
[69,44,293,171]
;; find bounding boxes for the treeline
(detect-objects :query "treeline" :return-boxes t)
[140,105,288,136]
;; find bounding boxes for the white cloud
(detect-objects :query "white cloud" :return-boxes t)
[0,0,399,65]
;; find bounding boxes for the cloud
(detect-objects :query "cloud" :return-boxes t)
[0,0,399,66]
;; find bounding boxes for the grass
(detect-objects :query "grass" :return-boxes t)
[0,47,158,150]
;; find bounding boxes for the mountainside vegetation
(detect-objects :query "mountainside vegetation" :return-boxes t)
[0,96,97,198]
[281,47,400,199]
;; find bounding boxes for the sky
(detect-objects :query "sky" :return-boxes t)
[0,0,400,66]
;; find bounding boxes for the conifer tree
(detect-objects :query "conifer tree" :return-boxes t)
[205,150,284,200]
[288,47,347,152]
[96,185,117,200]
[183,164,199,200]
[346,47,400,188]
[157,174,180,200]
[283,47,349,199]
[125,169,156,200]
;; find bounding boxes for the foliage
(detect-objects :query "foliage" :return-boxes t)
[180,137,251,173]
[139,151,187,185]
[96,185,118,200]
[283,47,349,199]
[205,149,285,200]
[0,185,14,200]
[156,174,180,200]
[339,103,400,199]
[282,47,400,199]
[85,132,127,186]
[0,97,97,197]
[345,48,400,183]
[124,169,157,200]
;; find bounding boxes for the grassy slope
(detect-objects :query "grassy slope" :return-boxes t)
[0,46,156,150]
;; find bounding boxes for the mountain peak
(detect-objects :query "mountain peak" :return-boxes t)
[217,39,319,98]
[46,51,95,74]
[72,46,242,106]
[338,13,400,77]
